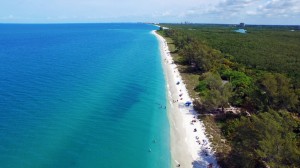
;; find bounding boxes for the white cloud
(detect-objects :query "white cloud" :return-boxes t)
[260,0,300,16]
[176,0,300,23]
[0,0,299,24]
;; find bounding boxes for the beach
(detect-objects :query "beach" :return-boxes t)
[152,30,219,168]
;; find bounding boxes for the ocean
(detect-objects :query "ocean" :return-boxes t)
[0,23,170,168]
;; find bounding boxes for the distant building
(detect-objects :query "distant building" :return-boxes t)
[239,23,245,27]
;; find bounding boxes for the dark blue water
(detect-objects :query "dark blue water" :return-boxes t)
[0,24,170,168]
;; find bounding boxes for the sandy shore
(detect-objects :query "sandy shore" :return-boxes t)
[152,30,219,168]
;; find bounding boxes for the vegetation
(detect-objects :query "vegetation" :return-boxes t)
[196,72,232,112]
[162,24,300,87]
[157,24,300,167]
[222,110,300,168]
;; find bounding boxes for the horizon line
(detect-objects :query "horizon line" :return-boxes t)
[0,22,299,26]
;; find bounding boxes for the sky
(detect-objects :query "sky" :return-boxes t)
[0,0,299,25]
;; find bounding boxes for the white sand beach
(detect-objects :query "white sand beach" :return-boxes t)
[152,30,219,168]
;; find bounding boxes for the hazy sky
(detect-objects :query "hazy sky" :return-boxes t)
[0,0,299,24]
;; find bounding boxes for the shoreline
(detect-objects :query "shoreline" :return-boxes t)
[152,30,219,168]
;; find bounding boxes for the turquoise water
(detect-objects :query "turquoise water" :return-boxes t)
[234,29,247,34]
[0,24,170,167]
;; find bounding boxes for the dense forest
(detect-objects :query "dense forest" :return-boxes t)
[162,24,300,87]
[157,24,300,168]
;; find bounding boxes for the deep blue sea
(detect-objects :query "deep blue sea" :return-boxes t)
[0,23,170,168]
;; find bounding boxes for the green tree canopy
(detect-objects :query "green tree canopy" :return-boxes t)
[259,73,298,111]
[196,72,232,111]
[224,110,300,168]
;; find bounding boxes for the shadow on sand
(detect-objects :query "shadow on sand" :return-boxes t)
[191,148,219,168]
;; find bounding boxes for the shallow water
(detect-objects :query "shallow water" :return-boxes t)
[0,23,170,168]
